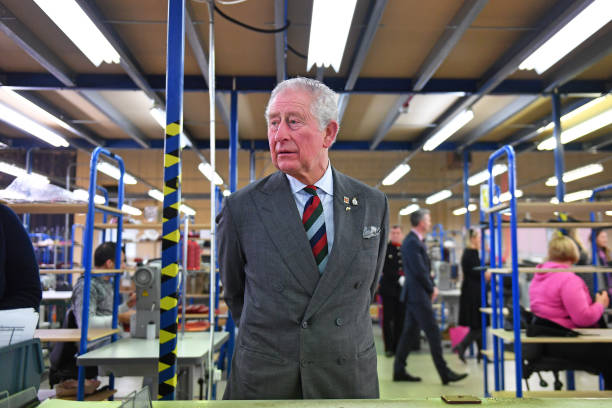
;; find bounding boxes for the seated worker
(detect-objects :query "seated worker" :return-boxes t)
[49,242,135,395]
[529,235,611,389]
[0,203,41,311]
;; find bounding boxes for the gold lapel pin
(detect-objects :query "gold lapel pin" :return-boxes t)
[343,196,349,204]
[352,197,358,206]
[345,206,351,212]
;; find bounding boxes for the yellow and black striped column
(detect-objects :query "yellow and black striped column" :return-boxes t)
[159,0,184,400]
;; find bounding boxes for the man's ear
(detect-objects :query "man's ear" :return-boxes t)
[322,120,338,148]
[105,259,114,269]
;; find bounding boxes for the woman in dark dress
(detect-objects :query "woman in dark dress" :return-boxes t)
[453,227,490,363]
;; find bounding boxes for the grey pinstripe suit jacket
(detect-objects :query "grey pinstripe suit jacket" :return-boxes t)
[218,167,388,399]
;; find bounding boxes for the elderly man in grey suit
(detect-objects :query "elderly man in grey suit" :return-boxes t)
[218,77,389,399]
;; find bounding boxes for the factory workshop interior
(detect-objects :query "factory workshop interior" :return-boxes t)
[1,0,612,407]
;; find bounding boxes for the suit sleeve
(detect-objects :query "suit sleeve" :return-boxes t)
[0,205,41,311]
[405,238,434,295]
[369,195,389,300]
[217,198,246,327]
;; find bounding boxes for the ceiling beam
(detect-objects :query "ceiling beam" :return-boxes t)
[369,0,487,149]
[185,2,231,131]
[337,0,389,123]
[413,0,488,92]
[3,73,609,96]
[0,4,151,148]
[274,0,287,84]
[457,95,539,150]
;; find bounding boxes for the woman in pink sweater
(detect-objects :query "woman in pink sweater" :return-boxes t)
[529,235,611,389]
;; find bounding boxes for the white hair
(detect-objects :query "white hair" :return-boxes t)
[265,77,339,132]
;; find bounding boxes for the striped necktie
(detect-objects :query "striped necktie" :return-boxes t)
[303,185,329,274]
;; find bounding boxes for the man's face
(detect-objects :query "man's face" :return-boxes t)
[420,213,432,233]
[390,227,403,244]
[267,88,336,182]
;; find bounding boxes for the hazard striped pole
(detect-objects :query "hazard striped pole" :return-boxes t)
[159,0,184,400]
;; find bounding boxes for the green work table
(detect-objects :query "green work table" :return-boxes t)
[38,397,612,408]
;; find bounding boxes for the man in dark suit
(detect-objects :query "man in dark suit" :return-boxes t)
[393,209,467,384]
[379,225,405,357]
[218,77,389,399]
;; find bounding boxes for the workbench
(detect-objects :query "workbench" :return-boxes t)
[76,331,229,400]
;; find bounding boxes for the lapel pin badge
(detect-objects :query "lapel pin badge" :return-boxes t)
[346,206,351,212]
[343,196,349,204]
[352,197,358,206]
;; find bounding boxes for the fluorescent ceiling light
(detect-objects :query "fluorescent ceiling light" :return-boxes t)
[198,163,224,185]
[605,210,612,216]
[33,0,120,67]
[0,141,7,149]
[493,189,523,204]
[519,0,612,74]
[97,162,137,185]
[399,204,419,216]
[1,89,72,132]
[537,95,610,134]
[537,107,612,150]
[307,0,357,72]
[73,188,105,205]
[563,190,593,203]
[222,189,231,197]
[147,189,164,202]
[467,164,508,186]
[545,163,604,186]
[452,204,478,216]
[425,189,452,205]
[0,162,49,186]
[382,163,411,186]
[550,197,560,204]
[423,110,474,152]
[149,107,165,128]
[122,204,142,216]
[0,102,69,147]
[180,204,196,216]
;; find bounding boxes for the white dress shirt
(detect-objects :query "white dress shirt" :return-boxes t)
[286,164,335,252]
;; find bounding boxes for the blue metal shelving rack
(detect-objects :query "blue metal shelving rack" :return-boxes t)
[76,147,127,401]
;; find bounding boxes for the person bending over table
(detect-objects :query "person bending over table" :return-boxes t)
[529,235,611,389]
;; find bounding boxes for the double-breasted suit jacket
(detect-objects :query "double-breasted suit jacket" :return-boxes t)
[217,167,388,399]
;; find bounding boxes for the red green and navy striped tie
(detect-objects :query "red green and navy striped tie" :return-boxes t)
[303,185,328,274]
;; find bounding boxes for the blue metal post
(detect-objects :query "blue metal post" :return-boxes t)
[488,145,522,397]
[494,186,505,389]
[487,191,499,391]
[230,90,238,192]
[479,208,489,397]
[158,0,185,401]
[552,91,564,203]
[463,150,470,230]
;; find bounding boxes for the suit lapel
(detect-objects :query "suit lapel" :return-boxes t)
[304,168,364,321]
[252,172,320,294]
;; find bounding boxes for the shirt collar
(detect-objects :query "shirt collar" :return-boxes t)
[412,229,423,241]
[286,162,333,196]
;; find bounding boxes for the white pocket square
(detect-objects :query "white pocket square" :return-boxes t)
[363,226,380,239]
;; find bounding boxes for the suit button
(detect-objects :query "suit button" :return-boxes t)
[301,321,308,329]
[335,318,344,327]
[354,281,361,289]
[301,358,307,367]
